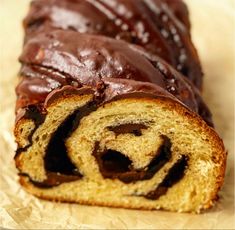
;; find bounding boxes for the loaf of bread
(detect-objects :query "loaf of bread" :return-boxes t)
[14,0,226,213]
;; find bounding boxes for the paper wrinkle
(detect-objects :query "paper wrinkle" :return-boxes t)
[0,0,234,229]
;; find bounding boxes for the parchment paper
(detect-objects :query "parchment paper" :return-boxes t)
[0,0,234,229]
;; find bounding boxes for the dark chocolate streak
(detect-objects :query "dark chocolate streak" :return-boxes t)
[29,101,97,187]
[44,111,82,175]
[108,123,148,136]
[101,150,133,174]
[30,172,82,188]
[15,105,46,159]
[19,171,82,188]
[22,105,46,126]
[93,136,172,183]
[143,155,188,199]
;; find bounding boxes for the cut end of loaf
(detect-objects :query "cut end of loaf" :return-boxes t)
[15,87,226,213]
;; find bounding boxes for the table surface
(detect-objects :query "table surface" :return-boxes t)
[0,0,234,229]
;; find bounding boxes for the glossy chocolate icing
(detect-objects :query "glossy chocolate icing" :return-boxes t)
[17,30,212,125]
[23,0,202,88]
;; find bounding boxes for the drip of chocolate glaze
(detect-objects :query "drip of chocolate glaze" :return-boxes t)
[108,123,148,136]
[143,155,188,199]
[93,135,172,183]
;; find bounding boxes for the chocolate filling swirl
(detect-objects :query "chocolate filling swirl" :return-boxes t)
[92,135,172,183]
[108,123,148,136]
[143,155,188,199]
[20,102,187,196]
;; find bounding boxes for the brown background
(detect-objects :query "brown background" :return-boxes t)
[0,0,234,229]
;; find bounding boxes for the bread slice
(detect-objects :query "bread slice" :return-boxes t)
[15,86,226,213]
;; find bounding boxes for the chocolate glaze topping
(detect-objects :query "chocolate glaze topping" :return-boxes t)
[17,30,212,124]
[23,0,202,88]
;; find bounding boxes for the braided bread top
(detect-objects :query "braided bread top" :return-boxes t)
[23,0,202,88]
[16,30,212,126]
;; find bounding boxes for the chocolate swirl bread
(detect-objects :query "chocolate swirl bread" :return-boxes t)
[14,0,226,213]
